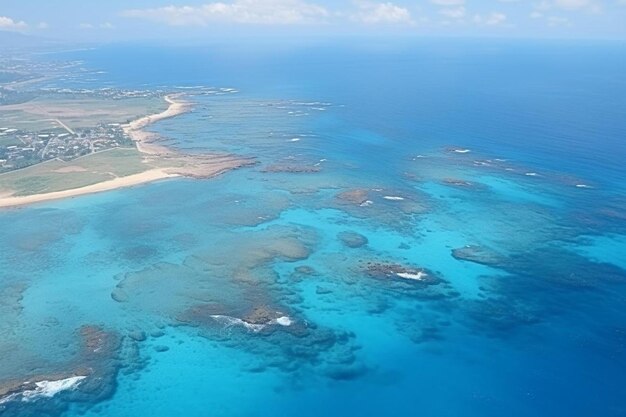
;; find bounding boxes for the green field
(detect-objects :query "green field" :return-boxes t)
[0,147,151,196]
[0,95,167,131]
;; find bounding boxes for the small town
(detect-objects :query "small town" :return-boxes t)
[0,122,134,172]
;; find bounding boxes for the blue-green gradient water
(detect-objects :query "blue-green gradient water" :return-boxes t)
[1,39,626,417]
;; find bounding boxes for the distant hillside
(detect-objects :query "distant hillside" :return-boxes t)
[0,30,66,52]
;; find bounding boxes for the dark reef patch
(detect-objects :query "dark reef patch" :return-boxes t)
[0,326,122,416]
[178,301,366,380]
[337,231,368,248]
[452,245,507,267]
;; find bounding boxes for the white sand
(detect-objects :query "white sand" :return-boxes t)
[0,95,191,209]
[0,169,178,208]
[122,94,191,155]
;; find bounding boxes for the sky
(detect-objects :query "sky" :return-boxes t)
[1,0,626,41]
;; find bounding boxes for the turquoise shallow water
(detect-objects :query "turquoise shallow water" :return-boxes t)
[1,40,626,416]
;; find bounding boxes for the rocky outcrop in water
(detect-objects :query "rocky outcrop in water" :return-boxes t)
[364,261,440,285]
[451,245,506,266]
[0,326,121,416]
[338,231,368,248]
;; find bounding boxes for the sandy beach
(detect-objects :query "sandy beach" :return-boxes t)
[0,94,252,209]
[122,94,192,154]
[0,169,178,208]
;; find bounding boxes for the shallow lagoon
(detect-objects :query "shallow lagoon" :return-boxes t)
[1,41,626,416]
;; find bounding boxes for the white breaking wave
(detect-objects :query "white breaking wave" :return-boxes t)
[0,393,18,405]
[383,196,404,201]
[275,316,293,327]
[454,149,471,154]
[1,376,87,405]
[396,271,429,281]
[210,315,265,332]
[210,315,294,332]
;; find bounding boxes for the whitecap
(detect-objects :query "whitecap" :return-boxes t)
[383,196,404,201]
[0,393,18,405]
[576,184,592,189]
[525,172,539,177]
[21,376,86,402]
[454,149,471,154]
[210,315,265,333]
[275,316,293,326]
[396,271,428,281]
[360,200,374,207]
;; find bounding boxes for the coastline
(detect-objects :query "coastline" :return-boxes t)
[0,169,178,208]
[0,93,250,209]
[122,94,191,155]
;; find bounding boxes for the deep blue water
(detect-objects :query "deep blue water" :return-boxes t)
[1,39,626,417]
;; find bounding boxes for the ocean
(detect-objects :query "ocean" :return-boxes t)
[1,38,626,417]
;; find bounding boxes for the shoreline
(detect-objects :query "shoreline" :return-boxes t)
[0,169,179,208]
[122,94,192,155]
[0,93,245,209]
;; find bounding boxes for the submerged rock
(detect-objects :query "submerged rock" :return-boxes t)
[294,265,317,276]
[451,245,506,267]
[243,306,276,325]
[128,330,147,342]
[262,164,321,173]
[316,286,333,295]
[110,288,128,303]
[364,262,439,285]
[442,178,475,188]
[0,325,121,415]
[337,231,368,248]
[336,189,370,206]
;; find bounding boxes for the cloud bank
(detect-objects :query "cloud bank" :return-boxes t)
[122,0,330,26]
[0,16,27,31]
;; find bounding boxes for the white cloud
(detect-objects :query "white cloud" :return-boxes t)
[0,16,27,31]
[122,0,330,26]
[431,0,465,5]
[351,2,414,25]
[530,0,600,24]
[79,22,116,30]
[439,6,465,19]
[553,0,592,9]
[474,11,507,25]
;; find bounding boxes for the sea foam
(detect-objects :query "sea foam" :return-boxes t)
[0,376,87,405]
